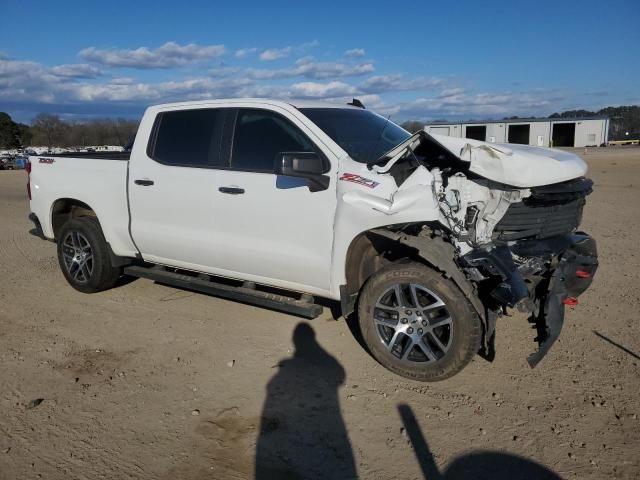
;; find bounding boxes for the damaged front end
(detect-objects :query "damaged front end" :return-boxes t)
[366,133,599,366]
[462,232,598,366]
[453,177,598,366]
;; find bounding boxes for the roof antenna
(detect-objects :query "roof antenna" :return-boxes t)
[347,98,365,109]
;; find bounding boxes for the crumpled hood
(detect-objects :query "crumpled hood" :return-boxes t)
[429,133,588,188]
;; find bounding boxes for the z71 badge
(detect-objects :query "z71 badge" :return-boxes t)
[339,173,379,189]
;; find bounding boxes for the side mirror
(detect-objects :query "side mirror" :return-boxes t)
[275,152,329,192]
[275,152,324,176]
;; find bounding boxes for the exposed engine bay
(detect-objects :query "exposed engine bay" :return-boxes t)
[344,130,598,366]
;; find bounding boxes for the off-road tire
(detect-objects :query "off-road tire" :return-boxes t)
[56,217,121,293]
[358,262,481,381]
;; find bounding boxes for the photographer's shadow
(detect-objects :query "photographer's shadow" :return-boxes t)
[254,322,561,480]
[398,404,562,480]
[255,322,356,480]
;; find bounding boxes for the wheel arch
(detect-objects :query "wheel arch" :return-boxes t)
[50,198,99,241]
[342,225,488,337]
[342,224,443,316]
[52,201,131,268]
[344,229,412,297]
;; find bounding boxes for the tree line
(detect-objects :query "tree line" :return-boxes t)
[0,113,32,149]
[1,105,639,149]
[0,112,139,150]
[550,106,640,140]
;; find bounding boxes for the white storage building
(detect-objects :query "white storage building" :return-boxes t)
[424,117,609,147]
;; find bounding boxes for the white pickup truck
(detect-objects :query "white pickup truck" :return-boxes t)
[28,98,598,381]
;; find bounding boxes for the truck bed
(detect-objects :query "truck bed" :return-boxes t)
[45,151,131,161]
[28,153,138,257]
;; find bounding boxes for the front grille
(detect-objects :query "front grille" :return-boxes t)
[493,178,592,242]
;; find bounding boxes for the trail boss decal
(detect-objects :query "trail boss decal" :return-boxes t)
[38,158,55,164]
[339,172,379,189]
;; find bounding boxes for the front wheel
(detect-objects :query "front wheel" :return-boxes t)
[357,262,481,381]
[56,217,121,293]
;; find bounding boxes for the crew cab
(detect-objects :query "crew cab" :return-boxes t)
[27,99,598,381]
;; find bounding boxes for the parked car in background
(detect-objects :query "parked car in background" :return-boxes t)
[2,157,28,170]
[27,98,598,381]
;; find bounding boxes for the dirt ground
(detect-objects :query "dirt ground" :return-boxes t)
[1,147,639,480]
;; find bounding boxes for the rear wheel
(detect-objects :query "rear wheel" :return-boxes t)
[358,262,481,381]
[57,217,121,293]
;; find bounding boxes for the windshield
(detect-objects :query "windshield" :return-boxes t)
[299,108,411,163]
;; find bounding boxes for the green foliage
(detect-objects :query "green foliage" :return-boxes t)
[598,106,640,140]
[0,112,140,149]
[30,114,139,148]
[548,105,640,140]
[0,112,31,148]
[549,109,597,118]
[400,120,425,133]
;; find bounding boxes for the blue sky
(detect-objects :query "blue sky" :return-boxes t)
[1,0,638,123]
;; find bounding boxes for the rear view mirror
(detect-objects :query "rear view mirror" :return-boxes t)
[275,152,329,192]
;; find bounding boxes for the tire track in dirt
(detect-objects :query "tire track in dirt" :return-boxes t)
[1,345,152,479]
[0,229,55,281]
[1,406,151,480]
[164,407,258,480]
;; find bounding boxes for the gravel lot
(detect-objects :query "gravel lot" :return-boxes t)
[1,147,639,479]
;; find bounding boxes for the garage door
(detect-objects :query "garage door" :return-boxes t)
[430,126,450,136]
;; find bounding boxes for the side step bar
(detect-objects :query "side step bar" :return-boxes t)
[123,265,324,319]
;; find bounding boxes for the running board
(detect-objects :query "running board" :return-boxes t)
[123,265,323,319]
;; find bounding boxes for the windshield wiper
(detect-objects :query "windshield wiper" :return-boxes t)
[366,156,391,169]
[366,130,425,169]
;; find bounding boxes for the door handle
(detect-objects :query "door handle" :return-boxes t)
[134,179,155,186]
[218,186,245,195]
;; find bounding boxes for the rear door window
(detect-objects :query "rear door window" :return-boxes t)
[230,109,316,172]
[149,109,228,168]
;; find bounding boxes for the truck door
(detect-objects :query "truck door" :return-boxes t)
[211,107,336,292]
[128,107,230,271]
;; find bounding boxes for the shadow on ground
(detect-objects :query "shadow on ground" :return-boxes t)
[398,403,562,480]
[255,322,356,479]
[593,329,640,361]
[255,323,560,480]
[254,322,562,480]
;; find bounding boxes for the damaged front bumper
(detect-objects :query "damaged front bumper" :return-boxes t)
[462,233,598,367]
[526,233,598,367]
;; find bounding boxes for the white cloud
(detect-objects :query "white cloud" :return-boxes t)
[258,40,319,61]
[438,87,465,98]
[344,48,365,58]
[245,59,374,80]
[259,47,292,61]
[49,64,102,79]
[0,58,40,77]
[109,76,135,85]
[235,47,258,58]
[79,42,226,69]
[72,76,257,103]
[300,40,320,49]
[0,58,81,102]
[360,74,442,94]
[0,49,578,124]
[289,81,358,98]
[380,90,562,120]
